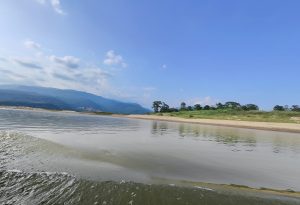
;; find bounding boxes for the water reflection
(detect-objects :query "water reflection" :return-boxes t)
[151,120,300,154]
[151,121,169,135]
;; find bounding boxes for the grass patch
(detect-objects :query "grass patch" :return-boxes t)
[152,110,300,123]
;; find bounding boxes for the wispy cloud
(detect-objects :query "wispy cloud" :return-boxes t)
[35,0,66,15]
[0,40,117,98]
[24,40,41,50]
[0,68,26,79]
[0,57,7,62]
[50,0,66,15]
[50,55,80,68]
[14,58,43,69]
[52,73,74,81]
[103,50,127,68]
[0,39,154,107]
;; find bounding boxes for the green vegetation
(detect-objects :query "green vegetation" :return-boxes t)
[152,101,300,123]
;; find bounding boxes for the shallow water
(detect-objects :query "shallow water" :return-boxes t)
[0,109,300,204]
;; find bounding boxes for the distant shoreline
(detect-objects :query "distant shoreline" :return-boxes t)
[124,114,300,134]
[0,106,77,114]
[2,106,300,133]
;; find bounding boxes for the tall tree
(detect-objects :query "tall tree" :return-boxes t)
[160,102,170,113]
[273,105,285,111]
[152,101,162,113]
[291,105,300,112]
[216,103,224,109]
[180,102,186,110]
[242,104,259,111]
[224,101,241,109]
[194,104,202,110]
[203,105,211,110]
[187,106,193,111]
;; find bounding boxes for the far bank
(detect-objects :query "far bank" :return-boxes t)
[124,114,300,133]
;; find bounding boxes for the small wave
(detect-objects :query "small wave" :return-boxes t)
[0,170,79,205]
[194,186,214,191]
[1,169,299,205]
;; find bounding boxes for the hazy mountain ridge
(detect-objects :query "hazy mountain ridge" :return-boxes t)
[0,85,150,114]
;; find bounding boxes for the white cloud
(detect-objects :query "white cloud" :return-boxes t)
[24,40,41,50]
[50,0,66,15]
[50,55,80,68]
[0,54,112,97]
[103,50,127,68]
[161,64,167,69]
[0,41,119,99]
[34,0,66,15]
[13,58,43,69]
[0,40,154,107]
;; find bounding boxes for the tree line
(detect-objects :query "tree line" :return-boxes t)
[152,101,300,113]
[273,105,300,111]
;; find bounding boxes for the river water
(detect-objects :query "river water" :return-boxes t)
[0,109,299,204]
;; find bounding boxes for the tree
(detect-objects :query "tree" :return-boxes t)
[273,105,285,111]
[160,102,170,113]
[168,108,179,112]
[194,104,202,110]
[216,103,224,109]
[210,106,217,110]
[152,101,162,113]
[203,105,211,110]
[242,104,259,111]
[187,106,193,111]
[291,105,300,112]
[180,102,186,111]
[224,101,241,109]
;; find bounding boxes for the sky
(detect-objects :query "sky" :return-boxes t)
[0,0,300,109]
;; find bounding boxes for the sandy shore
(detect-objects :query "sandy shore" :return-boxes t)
[2,106,300,133]
[124,114,300,133]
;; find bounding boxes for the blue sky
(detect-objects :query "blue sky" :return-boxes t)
[0,0,299,109]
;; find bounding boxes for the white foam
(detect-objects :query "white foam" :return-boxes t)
[194,186,214,191]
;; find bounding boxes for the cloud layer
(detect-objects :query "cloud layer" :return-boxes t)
[49,55,80,68]
[14,58,43,69]
[0,40,113,97]
[0,40,155,107]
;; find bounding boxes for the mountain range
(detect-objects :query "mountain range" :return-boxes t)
[0,85,150,114]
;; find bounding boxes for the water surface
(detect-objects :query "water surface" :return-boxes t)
[0,109,299,204]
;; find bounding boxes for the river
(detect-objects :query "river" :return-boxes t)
[0,109,299,204]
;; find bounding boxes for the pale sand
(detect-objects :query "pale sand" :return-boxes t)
[123,115,300,133]
[3,106,300,133]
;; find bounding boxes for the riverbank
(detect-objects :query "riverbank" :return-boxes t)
[0,106,77,113]
[3,106,300,133]
[125,114,300,133]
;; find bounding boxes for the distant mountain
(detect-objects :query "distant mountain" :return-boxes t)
[0,85,150,114]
